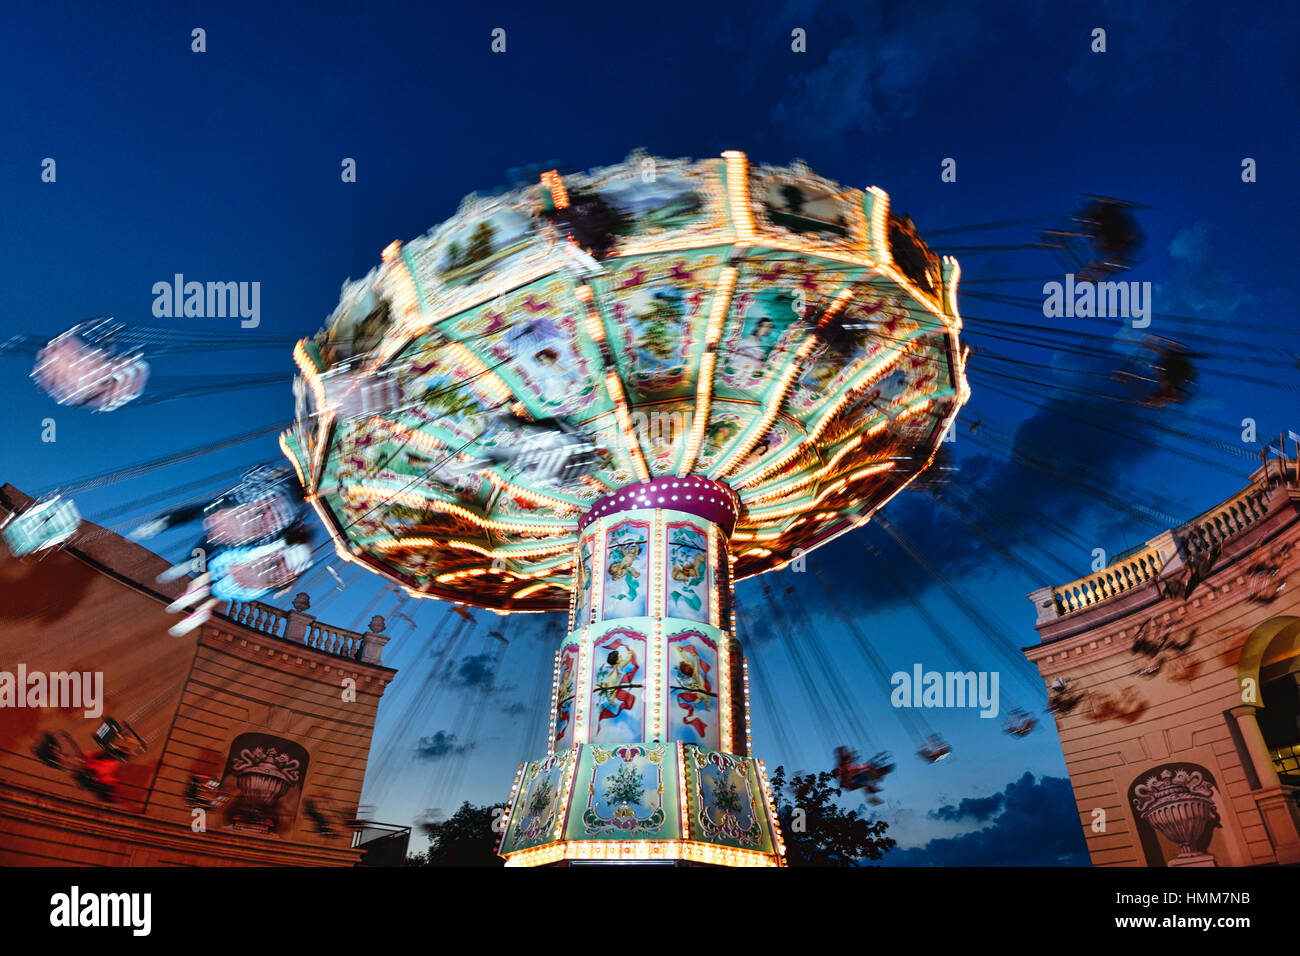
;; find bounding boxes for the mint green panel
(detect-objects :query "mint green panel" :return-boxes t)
[684,747,776,854]
[563,743,680,842]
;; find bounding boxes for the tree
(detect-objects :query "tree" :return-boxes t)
[405,801,504,867]
[769,765,896,866]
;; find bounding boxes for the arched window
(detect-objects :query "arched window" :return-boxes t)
[1237,616,1300,784]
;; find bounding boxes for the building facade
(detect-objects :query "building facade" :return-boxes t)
[0,484,399,866]
[1025,462,1300,866]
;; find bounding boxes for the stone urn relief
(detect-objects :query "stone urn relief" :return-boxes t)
[1131,766,1219,866]
[233,747,299,811]
[221,733,310,833]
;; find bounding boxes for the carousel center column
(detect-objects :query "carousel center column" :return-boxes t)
[497,477,785,866]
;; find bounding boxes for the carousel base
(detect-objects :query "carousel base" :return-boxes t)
[498,742,785,867]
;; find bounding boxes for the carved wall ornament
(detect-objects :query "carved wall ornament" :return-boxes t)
[1131,766,1218,861]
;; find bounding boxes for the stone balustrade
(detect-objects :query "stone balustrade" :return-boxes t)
[304,621,365,658]
[1177,485,1269,556]
[226,600,288,638]
[1048,544,1165,617]
[221,595,389,665]
[1033,476,1283,622]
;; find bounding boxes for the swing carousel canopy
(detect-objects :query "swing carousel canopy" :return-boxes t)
[282,150,969,612]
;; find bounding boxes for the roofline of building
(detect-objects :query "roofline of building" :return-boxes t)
[0,483,395,676]
[1025,462,1300,645]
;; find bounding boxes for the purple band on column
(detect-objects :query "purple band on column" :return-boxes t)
[578,476,740,537]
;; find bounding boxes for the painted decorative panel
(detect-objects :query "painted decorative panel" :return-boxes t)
[686,748,771,852]
[569,742,675,840]
[605,254,716,403]
[713,269,812,401]
[501,748,575,854]
[219,733,309,835]
[553,643,579,751]
[452,280,601,418]
[576,532,596,625]
[588,628,647,744]
[601,519,650,619]
[664,520,710,623]
[666,630,720,749]
[563,154,730,260]
[750,163,865,254]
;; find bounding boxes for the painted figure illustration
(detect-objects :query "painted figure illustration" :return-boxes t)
[604,527,646,609]
[672,641,714,737]
[667,525,709,616]
[554,647,578,745]
[594,638,641,734]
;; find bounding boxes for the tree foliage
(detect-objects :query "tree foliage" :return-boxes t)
[405,801,504,868]
[769,766,896,867]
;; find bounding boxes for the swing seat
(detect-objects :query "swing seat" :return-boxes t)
[203,494,296,545]
[32,328,148,412]
[918,736,951,762]
[93,717,147,761]
[210,542,313,602]
[2,496,81,556]
[1004,709,1037,736]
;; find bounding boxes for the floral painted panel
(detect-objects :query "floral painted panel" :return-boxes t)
[501,749,574,854]
[574,743,673,840]
[689,749,769,852]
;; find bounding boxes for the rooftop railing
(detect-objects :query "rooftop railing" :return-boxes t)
[1177,484,1270,557]
[1048,543,1165,617]
[225,600,289,638]
[1035,468,1289,621]
[221,594,388,665]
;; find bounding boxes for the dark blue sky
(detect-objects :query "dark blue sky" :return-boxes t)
[3,0,1296,863]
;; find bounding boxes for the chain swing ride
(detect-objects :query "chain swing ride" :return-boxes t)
[7,150,1297,850]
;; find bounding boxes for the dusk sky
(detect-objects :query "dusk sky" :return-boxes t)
[3,0,1296,864]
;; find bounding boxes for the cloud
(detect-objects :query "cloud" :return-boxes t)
[1159,221,1255,317]
[415,730,474,761]
[767,0,1000,141]
[413,807,451,838]
[526,613,567,641]
[809,327,1171,613]
[929,792,1005,823]
[885,773,1090,866]
[452,653,496,688]
[1063,0,1191,96]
